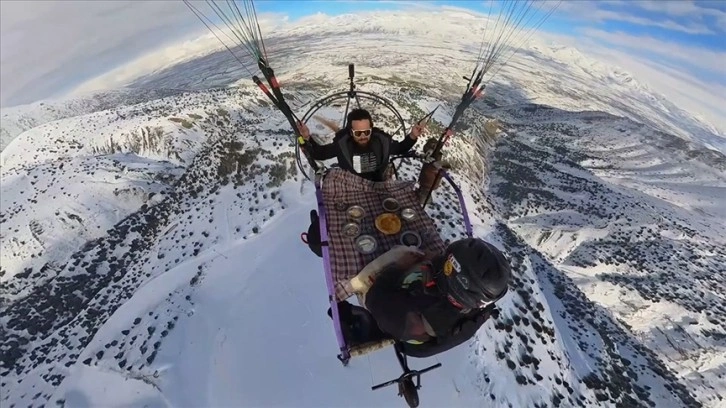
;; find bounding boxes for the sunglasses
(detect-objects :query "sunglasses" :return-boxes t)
[352,128,372,138]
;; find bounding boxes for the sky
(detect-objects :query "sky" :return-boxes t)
[1,0,724,131]
[542,1,725,84]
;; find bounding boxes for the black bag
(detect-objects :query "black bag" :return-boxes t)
[328,301,391,346]
[305,210,323,258]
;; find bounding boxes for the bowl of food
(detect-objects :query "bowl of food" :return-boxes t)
[401,207,417,221]
[382,198,400,212]
[346,205,365,221]
[400,230,422,247]
[342,222,361,238]
[355,234,378,254]
[375,213,402,235]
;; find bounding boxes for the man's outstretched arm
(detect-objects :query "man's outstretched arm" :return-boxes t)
[386,123,423,155]
[306,136,337,160]
[347,246,425,294]
[298,121,337,160]
[392,134,416,155]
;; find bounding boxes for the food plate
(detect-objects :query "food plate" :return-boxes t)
[343,222,361,237]
[375,213,402,235]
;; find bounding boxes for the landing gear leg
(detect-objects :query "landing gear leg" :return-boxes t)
[371,342,442,408]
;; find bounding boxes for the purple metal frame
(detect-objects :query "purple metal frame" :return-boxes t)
[441,171,473,238]
[314,168,472,366]
[315,184,350,364]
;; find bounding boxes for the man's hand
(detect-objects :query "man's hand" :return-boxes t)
[348,245,425,294]
[297,121,311,140]
[410,123,426,140]
[391,245,426,269]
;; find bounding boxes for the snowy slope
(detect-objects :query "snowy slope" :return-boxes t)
[487,104,726,407]
[115,10,725,154]
[0,89,189,152]
[4,9,723,155]
[0,87,264,289]
[2,9,725,408]
[2,86,722,407]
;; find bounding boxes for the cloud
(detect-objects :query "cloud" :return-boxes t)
[623,0,726,31]
[554,0,723,35]
[581,44,726,132]
[0,1,204,108]
[578,28,726,78]
[69,12,290,97]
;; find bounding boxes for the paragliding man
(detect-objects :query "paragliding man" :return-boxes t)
[297,108,425,182]
[340,237,511,358]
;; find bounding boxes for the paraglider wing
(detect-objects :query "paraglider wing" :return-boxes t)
[420,0,560,207]
[183,0,320,177]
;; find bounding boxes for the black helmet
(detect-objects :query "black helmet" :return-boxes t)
[435,238,511,309]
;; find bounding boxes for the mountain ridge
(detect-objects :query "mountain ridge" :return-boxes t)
[2,17,725,405]
[2,76,723,406]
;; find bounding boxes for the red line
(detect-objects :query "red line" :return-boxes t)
[256,82,270,94]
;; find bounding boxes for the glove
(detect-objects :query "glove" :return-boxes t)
[418,160,452,192]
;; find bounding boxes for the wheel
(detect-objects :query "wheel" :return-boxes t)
[399,378,419,408]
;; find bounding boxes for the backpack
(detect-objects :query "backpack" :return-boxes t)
[302,210,323,258]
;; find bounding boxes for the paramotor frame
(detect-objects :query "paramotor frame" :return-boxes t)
[300,90,407,137]
[294,64,410,181]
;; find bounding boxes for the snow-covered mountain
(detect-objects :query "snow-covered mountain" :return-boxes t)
[4,9,723,155]
[0,89,193,152]
[2,9,725,408]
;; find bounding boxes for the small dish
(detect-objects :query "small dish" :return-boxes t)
[346,205,365,220]
[355,234,378,254]
[400,230,422,248]
[382,198,400,212]
[342,222,361,237]
[401,208,416,221]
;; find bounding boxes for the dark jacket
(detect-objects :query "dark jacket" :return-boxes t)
[364,260,496,358]
[307,127,416,181]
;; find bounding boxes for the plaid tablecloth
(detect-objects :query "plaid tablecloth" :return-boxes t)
[320,168,447,301]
